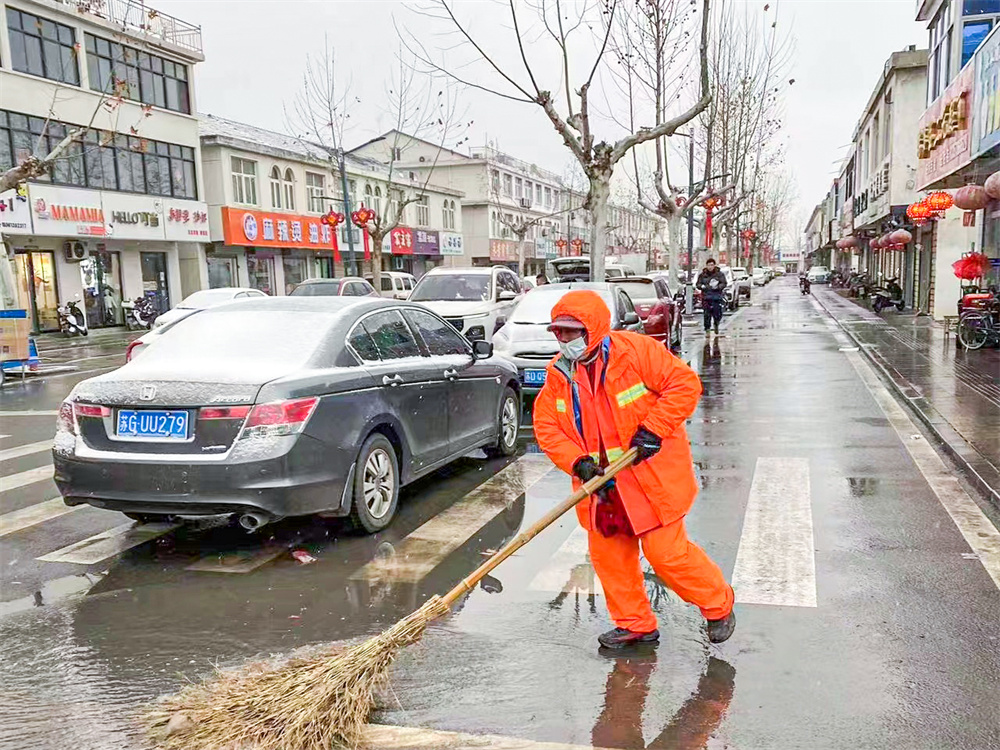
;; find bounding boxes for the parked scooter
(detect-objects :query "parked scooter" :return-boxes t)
[871,277,905,313]
[123,296,159,330]
[848,272,871,299]
[799,274,811,295]
[57,300,88,337]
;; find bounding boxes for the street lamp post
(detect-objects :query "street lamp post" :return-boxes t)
[684,132,696,314]
[336,149,357,274]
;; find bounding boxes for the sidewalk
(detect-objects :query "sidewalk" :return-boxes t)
[814,287,1000,507]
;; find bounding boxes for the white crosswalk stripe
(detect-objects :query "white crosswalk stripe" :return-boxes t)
[37,521,180,565]
[0,497,81,538]
[528,525,603,596]
[0,440,52,462]
[1,465,54,492]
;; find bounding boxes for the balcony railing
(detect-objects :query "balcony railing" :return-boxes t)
[57,0,203,54]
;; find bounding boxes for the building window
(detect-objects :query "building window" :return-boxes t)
[232,157,258,206]
[84,34,190,114]
[491,169,500,192]
[283,169,295,211]
[524,180,532,201]
[364,183,373,211]
[416,194,430,226]
[503,173,513,197]
[0,110,196,197]
[965,0,1000,14]
[872,113,881,167]
[373,186,382,216]
[443,199,456,229]
[6,9,79,85]
[544,186,553,208]
[929,1,954,104]
[306,172,325,213]
[515,177,523,199]
[536,183,543,204]
[270,166,282,209]
[962,19,993,66]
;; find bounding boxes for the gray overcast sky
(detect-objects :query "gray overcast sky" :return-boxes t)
[154,0,928,225]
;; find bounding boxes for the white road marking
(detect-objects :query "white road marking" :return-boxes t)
[0,497,81,538]
[37,521,179,565]
[0,410,60,417]
[0,434,11,440]
[845,349,1000,590]
[0,439,52,462]
[365,724,607,749]
[528,525,604,596]
[732,457,817,607]
[1,465,54,492]
[351,454,554,583]
[186,544,291,574]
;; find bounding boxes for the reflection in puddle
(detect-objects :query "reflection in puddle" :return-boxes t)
[847,477,880,497]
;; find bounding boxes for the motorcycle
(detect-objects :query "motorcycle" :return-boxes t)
[57,300,88,337]
[123,296,159,330]
[799,275,811,295]
[871,277,905,313]
[848,272,871,299]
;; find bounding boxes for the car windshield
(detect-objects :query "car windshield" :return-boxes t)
[511,288,615,324]
[733,269,748,279]
[290,282,340,296]
[613,281,658,301]
[410,274,491,302]
[178,289,241,309]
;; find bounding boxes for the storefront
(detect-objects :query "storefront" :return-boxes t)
[489,239,520,273]
[4,184,202,332]
[216,207,339,294]
[972,26,1000,291]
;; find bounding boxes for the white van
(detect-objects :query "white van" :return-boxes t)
[367,271,416,300]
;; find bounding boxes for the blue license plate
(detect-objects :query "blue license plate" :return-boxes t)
[116,409,189,440]
[523,369,547,385]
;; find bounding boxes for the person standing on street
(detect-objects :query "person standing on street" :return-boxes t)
[536,273,549,286]
[696,259,727,336]
[533,290,736,650]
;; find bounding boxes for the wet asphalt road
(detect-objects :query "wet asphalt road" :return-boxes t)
[1,279,999,750]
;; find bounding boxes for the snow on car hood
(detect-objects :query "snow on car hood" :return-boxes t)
[414,300,495,316]
[495,322,560,356]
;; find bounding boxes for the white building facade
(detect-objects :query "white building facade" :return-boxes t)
[0,0,206,332]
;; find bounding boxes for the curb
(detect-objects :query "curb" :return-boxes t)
[812,292,1000,511]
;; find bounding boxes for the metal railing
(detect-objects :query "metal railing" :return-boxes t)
[57,0,203,54]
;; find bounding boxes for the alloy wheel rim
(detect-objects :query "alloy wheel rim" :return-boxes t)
[501,397,518,447]
[363,448,394,519]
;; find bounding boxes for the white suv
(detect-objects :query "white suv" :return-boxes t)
[409,266,523,342]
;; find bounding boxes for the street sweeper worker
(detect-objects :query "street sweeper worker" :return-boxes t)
[533,289,736,649]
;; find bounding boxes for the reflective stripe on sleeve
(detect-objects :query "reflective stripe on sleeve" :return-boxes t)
[616,383,649,408]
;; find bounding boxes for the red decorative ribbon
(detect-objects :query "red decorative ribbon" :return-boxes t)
[363,228,371,261]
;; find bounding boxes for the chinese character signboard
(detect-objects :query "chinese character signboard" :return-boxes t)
[917,65,975,189]
[489,239,518,262]
[164,199,210,240]
[0,188,32,234]
[220,207,338,251]
[973,25,1000,157]
[413,229,440,255]
[389,227,414,255]
[440,231,464,256]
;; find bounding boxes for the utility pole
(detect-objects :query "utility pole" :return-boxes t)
[685,132,695,314]
[337,149,357,275]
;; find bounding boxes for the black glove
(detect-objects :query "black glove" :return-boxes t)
[629,426,662,464]
[572,456,602,483]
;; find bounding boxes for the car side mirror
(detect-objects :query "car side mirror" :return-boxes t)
[623,311,640,326]
[472,340,493,360]
[498,290,518,301]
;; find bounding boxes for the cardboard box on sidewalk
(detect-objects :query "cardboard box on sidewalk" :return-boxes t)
[0,309,31,362]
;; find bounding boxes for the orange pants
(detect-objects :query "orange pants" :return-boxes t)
[588,517,733,631]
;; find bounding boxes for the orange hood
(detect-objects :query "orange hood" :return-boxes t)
[550,290,612,355]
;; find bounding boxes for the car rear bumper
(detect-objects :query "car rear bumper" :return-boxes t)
[53,445,353,519]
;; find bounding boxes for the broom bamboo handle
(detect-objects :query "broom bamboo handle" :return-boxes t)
[440,448,639,608]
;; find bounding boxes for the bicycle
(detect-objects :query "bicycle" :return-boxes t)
[957,302,1000,350]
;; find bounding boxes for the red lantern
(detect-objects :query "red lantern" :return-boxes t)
[351,205,376,227]
[906,199,931,221]
[320,209,344,228]
[889,229,913,246]
[953,184,989,211]
[985,171,1000,201]
[870,237,880,250]
[925,191,954,213]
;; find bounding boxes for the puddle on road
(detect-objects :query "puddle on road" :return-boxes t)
[847,477,880,497]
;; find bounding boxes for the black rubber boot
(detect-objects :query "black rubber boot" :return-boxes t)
[706,609,736,643]
[598,627,660,649]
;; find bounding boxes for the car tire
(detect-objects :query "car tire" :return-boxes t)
[486,387,520,458]
[670,324,682,351]
[350,433,400,533]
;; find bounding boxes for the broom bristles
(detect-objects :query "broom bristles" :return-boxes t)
[144,595,450,750]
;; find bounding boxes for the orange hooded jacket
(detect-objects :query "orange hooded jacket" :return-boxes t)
[533,290,702,531]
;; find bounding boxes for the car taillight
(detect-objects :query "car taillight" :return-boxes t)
[240,397,318,439]
[75,403,110,418]
[57,401,76,434]
[125,340,144,362]
[199,406,252,420]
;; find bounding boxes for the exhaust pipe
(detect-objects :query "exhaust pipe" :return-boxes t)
[238,511,271,531]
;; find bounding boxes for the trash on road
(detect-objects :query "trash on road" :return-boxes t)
[291,550,317,565]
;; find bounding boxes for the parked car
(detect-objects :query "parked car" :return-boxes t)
[611,277,682,349]
[731,267,753,300]
[366,271,416,300]
[151,287,266,331]
[548,255,636,282]
[752,267,768,286]
[289,277,378,297]
[807,266,831,284]
[409,266,523,342]
[54,296,521,533]
[492,282,644,396]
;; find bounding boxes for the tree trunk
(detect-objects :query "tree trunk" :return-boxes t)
[371,229,384,293]
[518,233,526,278]
[589,178,611,282]
[667,214,683,274]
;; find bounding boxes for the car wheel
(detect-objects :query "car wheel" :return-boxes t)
[670,324,682,351]
[350,433,400,533]
[486,387,520,458]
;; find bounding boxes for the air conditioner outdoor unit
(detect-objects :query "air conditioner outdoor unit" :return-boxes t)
[62,240,87,263]
[518,198,532,209]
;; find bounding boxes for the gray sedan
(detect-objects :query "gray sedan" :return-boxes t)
[54,297,521,533]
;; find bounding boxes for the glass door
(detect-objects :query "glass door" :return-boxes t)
[246,251,275,295]
[207,255,238,288]
[14,251,60,332]
[140,252,170,313]
[80,250,123,328]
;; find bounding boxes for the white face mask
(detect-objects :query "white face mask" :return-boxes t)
[559,337,588,361]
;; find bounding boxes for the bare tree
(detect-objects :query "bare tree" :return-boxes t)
[405,0,711,281]
[288,41,467,291]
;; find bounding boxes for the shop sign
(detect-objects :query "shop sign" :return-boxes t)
[973,24,1000,157]
[387,226,414,255]
[163,199,210,241]
[220,207,335,250]
[440,231,464,256]
[536,237,556,259]
[917,66,974,189]
[0,187,32,234]
[489,239,518,262]
[103,193,165,240]
[522,240,537,259]
[413,229,440,255]
[29,184,105,237]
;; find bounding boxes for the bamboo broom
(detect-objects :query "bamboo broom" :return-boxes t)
[143,448,637,750]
